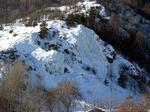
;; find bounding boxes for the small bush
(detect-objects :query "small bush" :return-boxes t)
[39,21,48,39]
[66,9,99,27]
[56,81,81,112]
[32,21,38,27]
[25,19,38,27]
[118,94,150,112]
[9,30,13,33]
[46,81,81,112]
[13,34,18,37]
[66,13,76,26]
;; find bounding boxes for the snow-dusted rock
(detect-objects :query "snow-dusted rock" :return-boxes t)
[0,20,148,105]
[66,25,108,80]
[38,49,65,74]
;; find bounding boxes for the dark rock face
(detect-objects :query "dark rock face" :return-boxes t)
[0,48,18,63]
[117,64,149,92]
[45,43,60,51]
[0,25,3,30]
[144,35,150,55]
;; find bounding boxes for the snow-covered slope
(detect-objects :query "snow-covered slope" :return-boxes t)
[0,1,149,111]
[0,20,145,105]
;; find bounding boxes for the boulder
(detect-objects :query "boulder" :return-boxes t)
[45,43,60,51]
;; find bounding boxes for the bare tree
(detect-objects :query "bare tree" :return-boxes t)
[0,60,28,112]
[137,93,150,112]
[46,81,81,112]
[117,96,137,112]
[0,60,46,112]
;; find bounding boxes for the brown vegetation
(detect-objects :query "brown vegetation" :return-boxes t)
[0,60,46,112]
[118,97,137,112]
[46,81,82,112]
[124,0,150,19]
[118,94,150,112]
[0,61,81,112]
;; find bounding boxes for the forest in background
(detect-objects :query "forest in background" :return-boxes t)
[0,0,83,24]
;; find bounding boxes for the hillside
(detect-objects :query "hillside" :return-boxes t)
[0,0,149,112]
